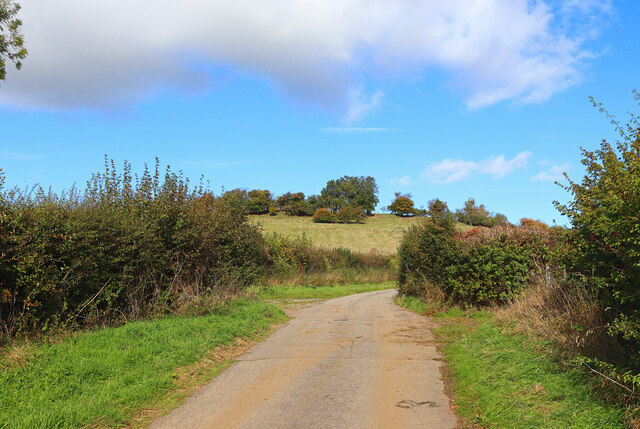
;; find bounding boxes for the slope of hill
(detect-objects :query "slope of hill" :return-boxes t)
[250,213,468,254]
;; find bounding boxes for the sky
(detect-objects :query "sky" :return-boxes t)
[0,0,638,225]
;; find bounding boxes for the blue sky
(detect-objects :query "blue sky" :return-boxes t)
[0,0,638,224]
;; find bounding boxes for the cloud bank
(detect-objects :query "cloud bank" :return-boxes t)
[392,151,532,185]
[422,152,532,183]
[0,0,611,112]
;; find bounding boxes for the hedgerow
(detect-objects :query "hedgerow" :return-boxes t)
[397,218,562,306]
[0,159,267,339]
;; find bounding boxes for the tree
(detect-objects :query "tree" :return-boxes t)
[454,198,492,226]
[427,198,450,219]
[246,189,272,214]
[276,192,309,216]
[0,0,27,81]
[320,176,378,215]
[388,192,415,217]
[454,198,509,227]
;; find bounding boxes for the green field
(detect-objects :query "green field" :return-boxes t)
[251,213,427,254]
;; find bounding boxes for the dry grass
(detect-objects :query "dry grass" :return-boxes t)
[251,213,471,254]
[263,268,394,287]
[497,275,618,361]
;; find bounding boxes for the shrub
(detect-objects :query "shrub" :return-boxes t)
[336,205,366,223]
[268,205,278,216]
[0,160,268,339]
[276,192,310,216]
[312,208,335,223]
[520,218,548,229]
[555,93,640,354]
[398,219,560,306]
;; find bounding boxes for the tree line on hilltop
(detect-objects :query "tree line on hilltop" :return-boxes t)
[388,192,511,228]
[221,175,379,224]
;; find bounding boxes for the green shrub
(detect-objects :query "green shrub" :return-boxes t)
[555,93,640,354]
[336,205,366,223]
[398,219,559,305]
[312,208,335,223]
[268,205,278,216]
[0,160,268,339]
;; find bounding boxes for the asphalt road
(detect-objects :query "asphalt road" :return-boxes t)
[150,289,456,429]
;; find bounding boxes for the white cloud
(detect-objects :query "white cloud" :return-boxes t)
[531,163,570,182]
[390,175,414,186]
[0,0,611,113]
[322,126,391,135]
[422,152,532,184]
[343,89,384,124]
[481,152,531,179]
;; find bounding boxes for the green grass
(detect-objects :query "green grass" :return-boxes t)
[437,316,627,428]
[0,284,393,428]
[394,295,442,314]
[255,281,395,300]
[250,213,429,254]
[0,300,286,429]
[394,297,627,427]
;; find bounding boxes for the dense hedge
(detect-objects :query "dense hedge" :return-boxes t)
[0,161,268,338]
[398,218,562,305]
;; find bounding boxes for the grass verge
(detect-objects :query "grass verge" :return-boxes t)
[396,297,627,428]
[0,300,286,429]
[254,281,395,300]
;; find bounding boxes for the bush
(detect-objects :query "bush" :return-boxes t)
[398,219,560,305]
[276,192,311,216]
[0,160,268,339]
[312,208,335,223]
[555,93,640,354]
[427,198,450,219]
[268,205,278,216]
[336,205,366,223]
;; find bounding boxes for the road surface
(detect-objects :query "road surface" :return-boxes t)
[150,289,456,429]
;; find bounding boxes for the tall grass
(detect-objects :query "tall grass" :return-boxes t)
[261,232,394,286]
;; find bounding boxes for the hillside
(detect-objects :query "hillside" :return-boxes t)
[250,213,469,254]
